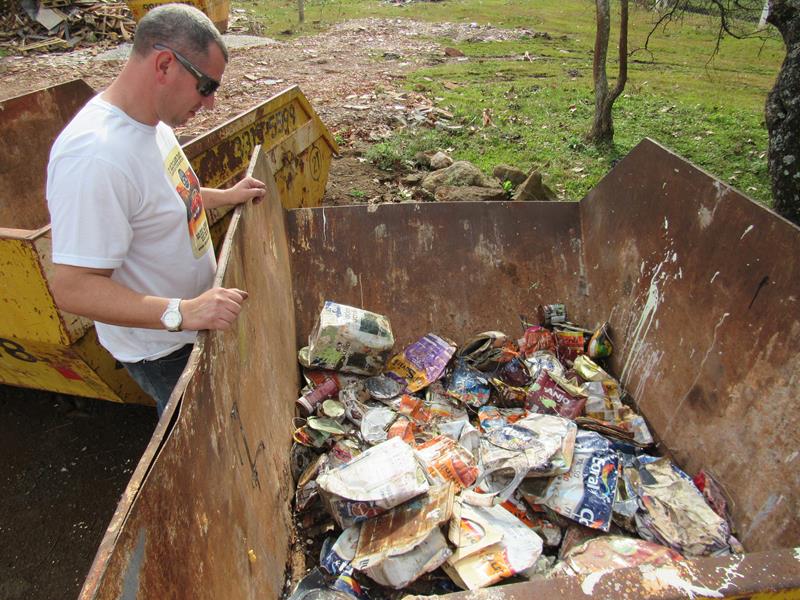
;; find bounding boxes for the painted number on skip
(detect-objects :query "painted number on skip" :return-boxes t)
[0,338,38,363]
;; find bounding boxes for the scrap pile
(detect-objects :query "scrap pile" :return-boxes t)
[0,0,134,53]
[288,301,743,598]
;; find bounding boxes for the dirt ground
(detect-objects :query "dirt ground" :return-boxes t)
[0,17,535,600]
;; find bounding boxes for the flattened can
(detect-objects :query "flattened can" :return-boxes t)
[537,303,567,326]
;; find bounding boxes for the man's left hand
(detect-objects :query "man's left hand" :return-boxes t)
[228,176,267,205]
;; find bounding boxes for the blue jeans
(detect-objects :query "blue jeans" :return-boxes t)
[122,344,193,417]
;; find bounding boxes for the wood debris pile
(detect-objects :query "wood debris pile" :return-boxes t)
[0,0,135,54]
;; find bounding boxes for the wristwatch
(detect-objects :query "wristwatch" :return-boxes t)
[160,298,183,332]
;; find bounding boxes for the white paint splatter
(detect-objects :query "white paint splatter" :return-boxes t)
[740,225,754,240]
[671,252,678,262]
[664,216,669,230]
[794,547,800,562]
[581,569,613,595]
[713,556,746,589]
[710,271,720,283]
[621,263,664,384]
[663,312,730,438]
[345,267,358,288]
[572,236,588,297]
[632,348,664,407]
[321,207,327,243]
[786,450,799,463]
[698,206,713,229]
[639,565,724,598]
[474,234,502,268]
[415,221,435,252]
[744,494,784,539]
[374,223,388,240]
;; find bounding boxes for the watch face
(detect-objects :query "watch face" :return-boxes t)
[164,311,181,329]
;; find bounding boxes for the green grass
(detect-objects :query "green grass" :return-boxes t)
[239,0,784,203]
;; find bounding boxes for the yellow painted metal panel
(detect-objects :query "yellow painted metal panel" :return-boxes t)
[274,139,333,209]
[0,335,119,399]
[186,87,338,198]
[0,237,67,345]
[699,592,800,600]
[125,0,229,27]
[748,593,800,599]
[189,99,309,189]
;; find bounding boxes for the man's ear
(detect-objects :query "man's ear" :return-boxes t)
[153,51,172,85]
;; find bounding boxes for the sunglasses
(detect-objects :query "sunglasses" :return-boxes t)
[153,43,220,97]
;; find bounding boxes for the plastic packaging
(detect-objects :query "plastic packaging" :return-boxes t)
[526,430,620,531]
[301,302,395,375]
[385,333,456,393]
[446,359,491,408]
[353,484,455,589]
[415,435,479,490]
[526,370,587,420]
[628,458,732,557]
[317,437,430,528]
[443,503,543,590]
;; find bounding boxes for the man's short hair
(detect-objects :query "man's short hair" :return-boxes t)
[132,4,228,62]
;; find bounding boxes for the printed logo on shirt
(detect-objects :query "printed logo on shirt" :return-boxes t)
[165,146,211,258]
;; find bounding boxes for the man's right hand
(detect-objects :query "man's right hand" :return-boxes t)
[180,287,249,331]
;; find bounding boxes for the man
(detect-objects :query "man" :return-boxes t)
[46,4,266,416]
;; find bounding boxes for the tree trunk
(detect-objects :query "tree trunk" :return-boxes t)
[298,0,305,23]
[588,0,629,144]
[765,0,800,224]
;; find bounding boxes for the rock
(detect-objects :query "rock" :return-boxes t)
[512,170,558,201]
[413,187,436,202]
[414,151,432,169]
[429,152,453,170]
[400,172,425,187]
[435,185,508,202]
[422,161,501,193]
[444,47,465,57]
[492,164,527,186]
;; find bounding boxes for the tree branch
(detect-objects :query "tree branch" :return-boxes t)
[609,0,629,104]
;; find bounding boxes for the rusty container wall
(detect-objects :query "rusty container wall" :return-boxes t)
[579,139,800,553]
[288,140,799,596]
[81,142,799,599]
[80,150,299,599]
[0,79,94,232]
[290,201,585,347]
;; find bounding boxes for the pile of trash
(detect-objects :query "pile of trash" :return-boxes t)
[1,0,134,53]
[287,301,743,598]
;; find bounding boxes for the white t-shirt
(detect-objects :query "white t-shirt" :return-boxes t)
[47,95,216,362]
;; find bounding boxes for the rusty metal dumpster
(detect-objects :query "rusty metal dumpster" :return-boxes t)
[80,139,799,599]
[0,80,336,404]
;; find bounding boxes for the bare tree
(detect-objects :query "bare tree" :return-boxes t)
[645,0,799,224]
[588,0,630,144]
